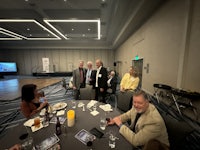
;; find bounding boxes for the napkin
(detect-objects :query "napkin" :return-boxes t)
[87,100,98,109]
[99,104,113,112]
[31,123,43,132]
[56,110,65,116]
[24,119,34,127]
[39,108,46,116]
[90,110,99,116]
[78,102,85,108]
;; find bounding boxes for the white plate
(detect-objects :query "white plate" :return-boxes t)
[52,102,67,111]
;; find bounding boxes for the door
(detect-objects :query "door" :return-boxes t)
[132,58,143,89]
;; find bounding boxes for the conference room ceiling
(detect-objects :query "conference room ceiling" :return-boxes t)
[0,0,165,50]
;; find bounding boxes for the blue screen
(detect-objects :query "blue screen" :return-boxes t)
[0,62,17,72]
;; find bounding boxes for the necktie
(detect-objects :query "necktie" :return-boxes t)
[80,69,83,83]
[132,113,141,132]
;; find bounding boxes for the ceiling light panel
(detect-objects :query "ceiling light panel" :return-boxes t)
[44,19,101,40]
[0,31,22,40]
[0,19,61,40]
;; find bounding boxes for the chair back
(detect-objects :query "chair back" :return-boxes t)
[117,91,134,112]
[80,86,95,100]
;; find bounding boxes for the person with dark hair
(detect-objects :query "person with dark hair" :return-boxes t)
[20,84,48,118]
[107,90,169,149]
[120,66,140,92]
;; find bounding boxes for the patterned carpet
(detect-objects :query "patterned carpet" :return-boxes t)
[0,77,73,138]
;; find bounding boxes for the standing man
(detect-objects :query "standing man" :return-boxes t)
[95,59,108,103]
[72,60,86,100]
[107,90,169,149]
[85,61,94,85]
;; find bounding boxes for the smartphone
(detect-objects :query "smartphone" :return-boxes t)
[106,118,110,122]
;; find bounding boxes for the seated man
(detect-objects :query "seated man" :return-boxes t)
[107,90,170,149]
[107,70,118,94]
[120,66,140,92]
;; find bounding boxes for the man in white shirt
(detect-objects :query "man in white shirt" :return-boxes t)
[95,59,108,103]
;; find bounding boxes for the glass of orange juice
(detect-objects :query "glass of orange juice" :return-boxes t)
[34,118,40,128]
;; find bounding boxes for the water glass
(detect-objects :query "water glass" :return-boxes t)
[62,124,67,136]
[72,100,76,109]
[43,116,49,127]
[109,134,116,149]
[21,136,33,150]
[93,103,97,111]
[100,117,106,130]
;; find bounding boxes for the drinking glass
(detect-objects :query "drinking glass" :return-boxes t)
[34,118,40,128]
[92,103,97,111]
[107,130,118,149]
[109,134,116,149]
[62,124,67,136]
[72,100,76,109]
[21,136,33,150]
[43,116,49,127]
[100,117,106,130]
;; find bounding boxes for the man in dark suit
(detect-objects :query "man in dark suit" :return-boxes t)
[95,59,108,103]
[72,60,86,100]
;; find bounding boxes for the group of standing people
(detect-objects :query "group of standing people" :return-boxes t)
[72,59,108,103]
[72,59,141,102]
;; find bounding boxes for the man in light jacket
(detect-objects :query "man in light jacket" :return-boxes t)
[108,90,170,150]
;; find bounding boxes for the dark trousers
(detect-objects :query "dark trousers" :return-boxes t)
[95,87,107,103]
[74,83,86,100]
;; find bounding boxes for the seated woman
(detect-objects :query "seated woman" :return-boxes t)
[120,66,140,92]
[107,70,118,94]
[20,84,48,118]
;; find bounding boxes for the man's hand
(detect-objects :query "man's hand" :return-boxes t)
[107,116,122,127]
[100,88,104,92]
[113,117,122,127]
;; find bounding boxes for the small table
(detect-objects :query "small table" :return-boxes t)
[0,100,133,150]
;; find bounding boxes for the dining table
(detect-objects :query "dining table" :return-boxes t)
[0,100,134,150]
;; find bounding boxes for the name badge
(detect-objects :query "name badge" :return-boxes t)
[98,74,102,78]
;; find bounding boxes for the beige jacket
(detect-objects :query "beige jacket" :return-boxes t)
[119,103,169,147]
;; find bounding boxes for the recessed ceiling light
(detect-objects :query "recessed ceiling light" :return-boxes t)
[88,28,91,31]
[44,19,101,40]
[27,28,30,31]
[25,0,29,2]
[72,28,74,31]
[0,19,61,40]
[82,34,85,37]
[64,0,67,2]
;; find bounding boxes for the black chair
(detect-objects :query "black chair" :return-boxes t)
[117,91,134,112]
[80,86,95,100]
[153,83,182,115]
[62,78,72,95]
[171,88,200,119]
